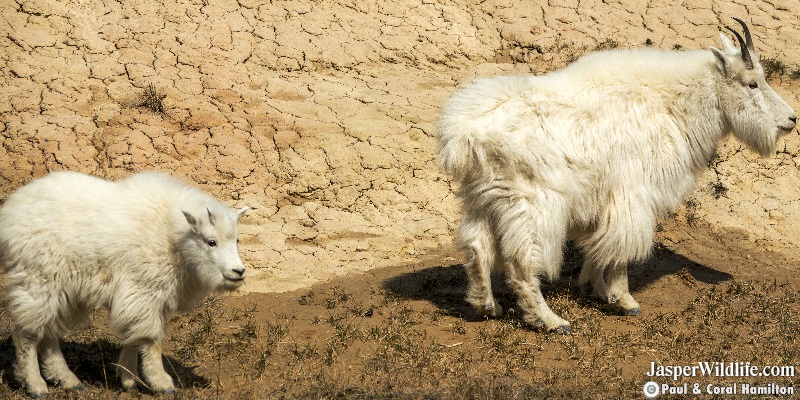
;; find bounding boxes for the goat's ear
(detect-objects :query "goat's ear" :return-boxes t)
[710,46,728,76]
[235,206,249,222]
[718,32,736,53]
[183,210,200,231]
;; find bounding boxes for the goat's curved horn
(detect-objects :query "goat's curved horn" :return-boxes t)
[724,25,754,69]
[732,17,754,50]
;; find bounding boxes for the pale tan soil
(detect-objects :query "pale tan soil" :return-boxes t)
[2,0,800,397]
[3,0,800,294]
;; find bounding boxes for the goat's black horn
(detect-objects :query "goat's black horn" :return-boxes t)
[724,25,754,69]
[731,17,754,51]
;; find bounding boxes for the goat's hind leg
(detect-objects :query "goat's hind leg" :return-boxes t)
[505,266,571,333]
[493,192,571,333]
[458,216,502,317]
[577,261,607,300]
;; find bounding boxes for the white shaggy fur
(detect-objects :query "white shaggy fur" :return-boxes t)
[0,171,248,397]
[439,22,796,332]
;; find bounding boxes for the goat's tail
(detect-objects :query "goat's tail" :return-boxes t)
[438,130,490,181]
[437,75,538,182]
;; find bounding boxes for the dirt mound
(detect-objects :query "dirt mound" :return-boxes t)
[2,0,799,294]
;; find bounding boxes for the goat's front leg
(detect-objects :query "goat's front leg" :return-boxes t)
[140,340,175,394]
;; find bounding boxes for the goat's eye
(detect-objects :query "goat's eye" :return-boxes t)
[208,239,217,247]
[749,82,758,89]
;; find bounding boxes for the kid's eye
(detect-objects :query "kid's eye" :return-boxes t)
[208,239,217,247]
[748,82,758,89]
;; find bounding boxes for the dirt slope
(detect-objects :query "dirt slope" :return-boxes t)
[1,0,799,296]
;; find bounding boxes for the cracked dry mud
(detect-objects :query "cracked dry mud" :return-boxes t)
[2,0,800,297]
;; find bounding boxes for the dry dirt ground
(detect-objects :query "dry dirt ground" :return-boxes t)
[2,0,800,398]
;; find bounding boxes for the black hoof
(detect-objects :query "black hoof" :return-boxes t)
[602,303,642,316]
[621,307,642,316]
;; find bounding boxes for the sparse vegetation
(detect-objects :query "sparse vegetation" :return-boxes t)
[711,180,729,199]
[672,43,683,51]
[761,57,786,79]
[706,152,729,199]
[2,261,800,399]
[137,82,167,116]
[790,68,800,80]
[684,198,700,226]
[594,38,619,50]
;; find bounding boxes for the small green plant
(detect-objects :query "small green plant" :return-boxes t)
[672,43,683,51]
[790,69,800,80]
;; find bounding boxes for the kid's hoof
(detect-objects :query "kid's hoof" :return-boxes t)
[621,307,642,316]
[482,303,503,317]
[550,325,572,334]
[526,318,571,334]
[64,384,84,391]
[23,382,49,399]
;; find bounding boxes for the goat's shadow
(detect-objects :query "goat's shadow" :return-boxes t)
[383,243,732,321]
[0,335,208,394]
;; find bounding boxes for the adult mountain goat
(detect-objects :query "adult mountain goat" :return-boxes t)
[438,19,796,333]
[0,171,248,397]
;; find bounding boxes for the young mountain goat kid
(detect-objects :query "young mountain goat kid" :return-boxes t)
[438,18,796,333]
[0,171,248,397]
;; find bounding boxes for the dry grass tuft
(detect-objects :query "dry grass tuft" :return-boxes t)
[137,82,167,116]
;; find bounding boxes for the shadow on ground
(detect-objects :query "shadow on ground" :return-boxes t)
[0,336,208,394]
[383,243,732,321]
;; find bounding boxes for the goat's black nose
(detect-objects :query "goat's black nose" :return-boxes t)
[232,267,245,277]
[790,116,797,123]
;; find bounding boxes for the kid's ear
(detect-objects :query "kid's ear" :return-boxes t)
[710,46,728,76]
[183,210,199,230]
[235,206,249,222]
